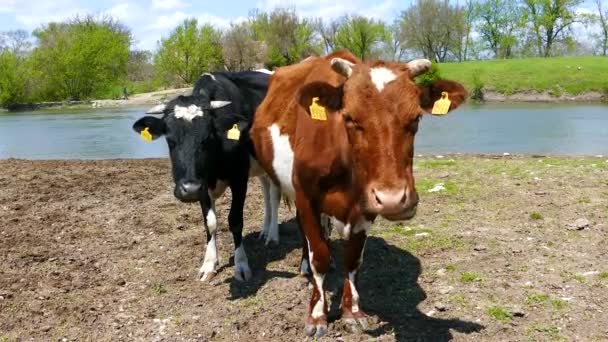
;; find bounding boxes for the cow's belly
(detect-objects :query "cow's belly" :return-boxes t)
[268,123,296,200]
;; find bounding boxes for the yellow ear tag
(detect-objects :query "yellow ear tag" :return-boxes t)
[309,97,327,121]
[431,92,451,115]
[140,127,153,142]
[227,124,240,140]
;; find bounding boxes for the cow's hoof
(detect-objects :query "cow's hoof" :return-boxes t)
[304,316,327,338]
[304,323,327,338]
[199,271,216,282]
[343,310,369,331]
[234,263,252,282]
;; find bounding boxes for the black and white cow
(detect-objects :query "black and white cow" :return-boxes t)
[132,70,281,281]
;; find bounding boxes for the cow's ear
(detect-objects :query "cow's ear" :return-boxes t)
[297,81,343,118]
[133,116,165,141]
[418,80,468,114]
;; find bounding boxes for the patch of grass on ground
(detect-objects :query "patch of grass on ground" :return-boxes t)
[551,299,568,310]
[460,272,483,283]
[416,179,457,196]
[445,264,457,272]
[529,212,543,220]
[528,324,563,340]
[487,306,513,322]
[599,272,608,280]
[416,159,457,169]
[152,283,167,295]
[439,56,608,95]
[525,293,549,305]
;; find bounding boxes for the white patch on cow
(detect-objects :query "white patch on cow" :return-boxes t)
[199,234,218,280]
[234,244,252,281]
[209,100,231,109]
[348,271,361,313]
[201,72,216,81]
[174,104,204,121]
[306,237,326,319]
[254,68,274,74]
[326,216,351,240]
[269,124,295,199]
[352,218,372,235]
[312,273,326,318]
[205,208,217,234]
[370,67,397,92]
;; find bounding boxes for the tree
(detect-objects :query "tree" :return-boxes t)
[595,0,608,56]
[398,0,468,62]
[154,18,223,86]
[1,30,31,56]
[523,0,584,57]
[32,15,132,101]
[475,0,524,58]
[462,0,478,61]
[250,8,321,67]
[128,50,154,82]
[0,50,28,106]
[223,22,267,71]
[334,16,388,60]
[383,22,408,61]
[315,18,343,54]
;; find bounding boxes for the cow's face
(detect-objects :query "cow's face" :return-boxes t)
[299,58,466,221]
[133,95,240,203]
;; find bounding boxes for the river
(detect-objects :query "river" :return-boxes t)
[0,103,606,159]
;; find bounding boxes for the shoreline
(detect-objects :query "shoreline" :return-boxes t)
[2,89,606,112]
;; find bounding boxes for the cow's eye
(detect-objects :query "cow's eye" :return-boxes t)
[343,114,362,131]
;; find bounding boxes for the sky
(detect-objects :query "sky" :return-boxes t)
[0,0,600,51]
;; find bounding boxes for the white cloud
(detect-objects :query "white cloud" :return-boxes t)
[151,0,189,11]
[254,0,399,20]
[0,0,18,13]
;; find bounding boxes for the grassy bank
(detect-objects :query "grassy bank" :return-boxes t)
[439,56,608,97]
[1,156,607,340]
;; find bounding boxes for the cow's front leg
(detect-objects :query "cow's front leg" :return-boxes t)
[258,175,280,245]
[199,190,219,282]
[341,225,369,330]
[296,193,330,338]
[229,179,252,282]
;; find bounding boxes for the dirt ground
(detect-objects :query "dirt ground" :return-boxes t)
[1,156,607,341]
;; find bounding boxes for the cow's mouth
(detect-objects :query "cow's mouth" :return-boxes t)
[381,206,417,221]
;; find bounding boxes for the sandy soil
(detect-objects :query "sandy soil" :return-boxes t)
[483,91,605,103]
[91,88,193,108]
[1,156,607,341]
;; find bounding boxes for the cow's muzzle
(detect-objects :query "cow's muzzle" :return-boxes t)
[366,185,418,221]
[174,181,202,203]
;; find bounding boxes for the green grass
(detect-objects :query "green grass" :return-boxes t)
[487,306,513,322]
[529,212,543,220]
[416,179,457,196]
[460,272,483,283]
[416,159,457,169]
[152,283,167,295]
[600,272,608,280]
[439,57,608,95]
[551,299,568,311]
[526,293,549,305]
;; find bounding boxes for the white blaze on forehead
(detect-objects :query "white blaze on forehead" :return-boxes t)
[174,104,204,121]
[370,67,397,92]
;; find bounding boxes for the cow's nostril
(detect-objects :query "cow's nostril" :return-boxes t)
[372,188,383,205]
[181,182,201,194]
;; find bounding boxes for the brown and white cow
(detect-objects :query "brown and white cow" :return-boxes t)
[250,50,467,338]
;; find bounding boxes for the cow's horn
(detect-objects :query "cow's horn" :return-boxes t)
[146,103,166,114]
[331,58,354,78]
[407,59,432,77]
[210,101,231,109]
